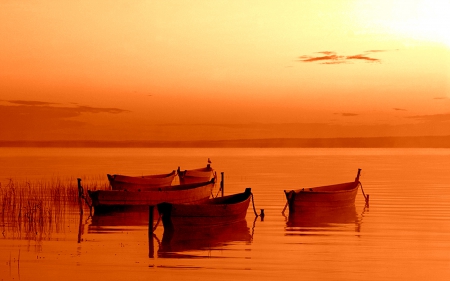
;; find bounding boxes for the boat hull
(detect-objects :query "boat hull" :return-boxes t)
[285,181,360,213]
[88,180,215,213]
[107,170,176,191]
[178,165,214,184]
[158,188,252,230]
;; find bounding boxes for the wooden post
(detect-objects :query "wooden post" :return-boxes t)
[77,178,84,216]
[221,172,224,197]
[149,233,154,258]
[77,210,83,243]
[148,205,154,258]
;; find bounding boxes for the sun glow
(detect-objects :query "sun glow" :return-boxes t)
[354,0,450,47]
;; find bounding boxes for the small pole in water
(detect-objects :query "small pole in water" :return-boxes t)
[77,178,84,216]
[221,172,224,197]
[148,205,155,258]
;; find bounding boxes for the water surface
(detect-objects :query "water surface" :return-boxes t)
[1,148,450,281]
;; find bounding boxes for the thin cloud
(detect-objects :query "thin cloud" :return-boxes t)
[298,52,345,63]
[317,51,336,55]
[334,113,359,117]
[1,100,129,132]
[75,105,128,114]
[346,54,380,62]
[298,50,383,64]
[7,100,58,106]
[433,97,448,100]
[0,101,130,140]
[393,108,407,111]
[407,113,450,122]
[6,100,129,114]
[365,50,387,53]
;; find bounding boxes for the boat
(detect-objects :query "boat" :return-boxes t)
[87,178,216,213]
[283,169,362,213]
[157,188,252,230]
[177,164,215,184]
[107,170,177,191]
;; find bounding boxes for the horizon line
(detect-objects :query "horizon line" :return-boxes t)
[1,135,450,148]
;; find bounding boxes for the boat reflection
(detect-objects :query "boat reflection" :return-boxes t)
[88,209,151,233]
[285,204,363,235]
[158,219,252,258]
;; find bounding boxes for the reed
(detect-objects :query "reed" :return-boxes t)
[0,176,109,240]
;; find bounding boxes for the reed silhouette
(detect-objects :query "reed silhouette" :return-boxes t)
[0,177,109,240]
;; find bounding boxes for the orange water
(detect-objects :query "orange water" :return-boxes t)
[1,148,450,281]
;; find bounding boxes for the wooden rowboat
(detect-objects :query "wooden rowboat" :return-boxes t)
[177,164,215,184]
[284,169,362,213]
[107,170,176,191]
[88,179,216,213]
[157,188,252,230]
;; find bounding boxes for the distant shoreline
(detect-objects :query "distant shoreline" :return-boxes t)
[1,136,450,148]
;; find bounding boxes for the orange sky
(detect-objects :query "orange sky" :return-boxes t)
[1,0,449,141]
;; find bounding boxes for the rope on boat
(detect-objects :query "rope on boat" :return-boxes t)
[153,233,161,249]
[211,171,222,198]
[77,179,93,217]
[80,193,93,217]
[251,192,263,217]
[359,182,370,206]
[213,183,222,198]
[281,190,294,214]
[153,213,162,231]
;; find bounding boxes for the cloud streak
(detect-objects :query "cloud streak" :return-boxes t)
[407,113,450,122]
[0,100,131,140]
[4,100,129,115]
[334,113,359,117]
[297,50,383,64]
[7,100,59,106]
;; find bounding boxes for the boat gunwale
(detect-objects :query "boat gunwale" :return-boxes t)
[163,188,252,207]
[90,178,216,195]
[108,170,177,182]
[284,181,360,195]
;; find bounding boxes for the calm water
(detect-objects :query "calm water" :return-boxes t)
[1,147,450,281]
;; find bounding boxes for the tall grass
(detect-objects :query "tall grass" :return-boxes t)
[0,176,109,240]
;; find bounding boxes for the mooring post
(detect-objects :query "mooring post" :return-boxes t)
[77,210,83,243]
[148,205,155,258]
[77,178,84,216]
[221,172,224,197]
